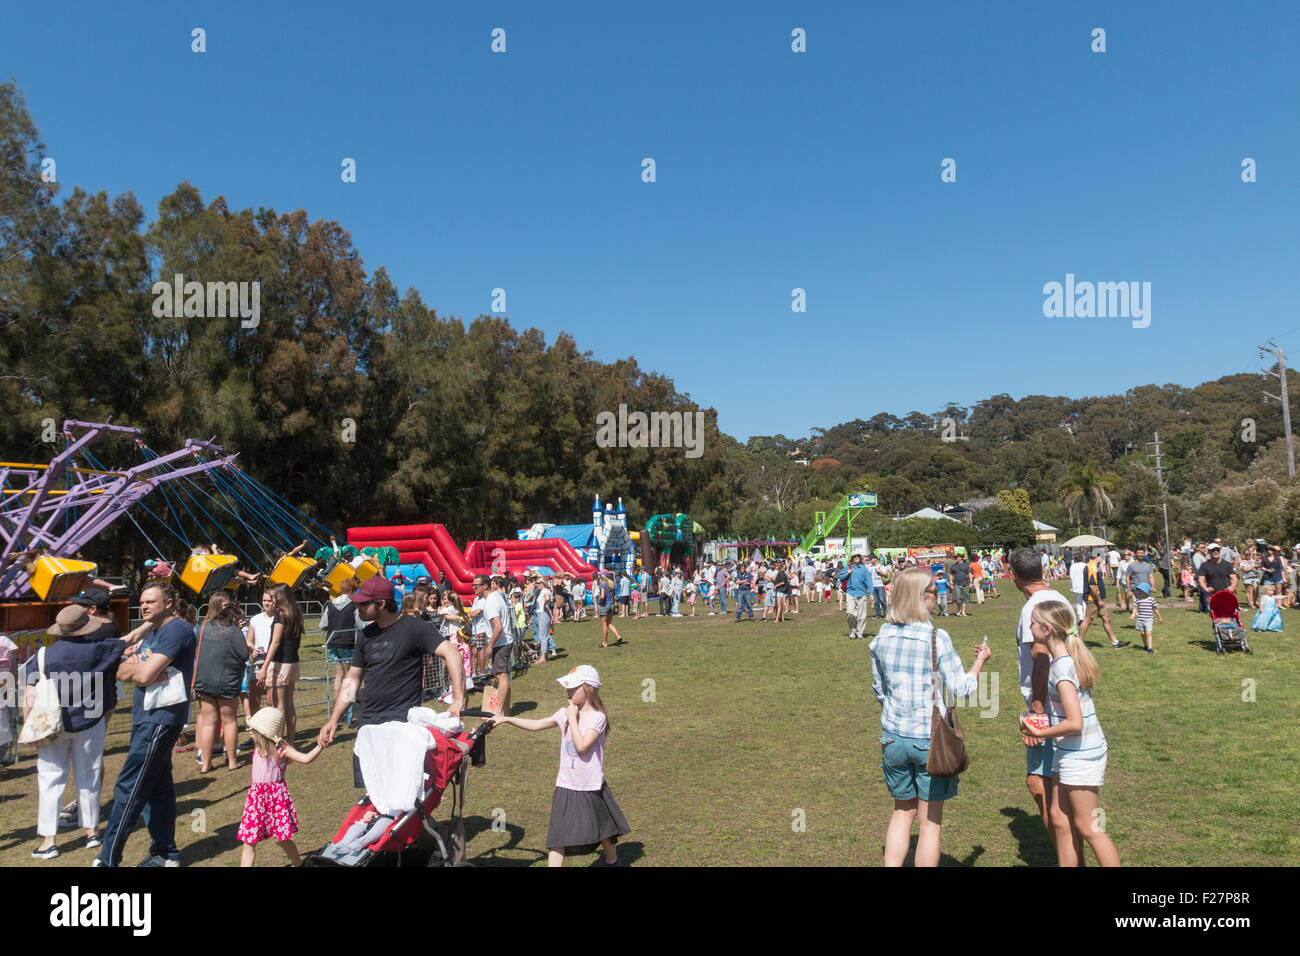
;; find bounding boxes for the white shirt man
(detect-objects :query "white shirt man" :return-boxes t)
[1068,557,1087,619]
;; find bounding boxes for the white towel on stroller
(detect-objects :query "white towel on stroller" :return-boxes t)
[355,723,437,816]
[406,706,463,735]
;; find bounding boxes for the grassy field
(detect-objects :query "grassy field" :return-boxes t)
[1,584,1296,866]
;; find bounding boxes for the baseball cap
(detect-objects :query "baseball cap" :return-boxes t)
[1208,544,1221,552]
[71,587,111,612]
[349,575,395,603]
[556,665,601,690]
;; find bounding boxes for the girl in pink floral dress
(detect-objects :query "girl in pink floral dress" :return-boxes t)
[238,707,322,866]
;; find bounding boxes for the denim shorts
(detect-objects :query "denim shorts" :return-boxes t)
[880,732,958,802]
[1025,736,1055,778]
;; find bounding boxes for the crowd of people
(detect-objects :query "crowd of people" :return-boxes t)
[3,530,1284,868]
[7,570,632,867]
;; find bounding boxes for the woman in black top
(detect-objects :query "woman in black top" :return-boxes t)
[193,592,251,772]
[260,584,303,744]
[774,563,790,623]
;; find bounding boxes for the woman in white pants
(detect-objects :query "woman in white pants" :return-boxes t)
[24,604,130,859]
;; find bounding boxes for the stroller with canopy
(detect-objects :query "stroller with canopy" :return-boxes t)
[1209,590,1252,655]
[305,709,495,867]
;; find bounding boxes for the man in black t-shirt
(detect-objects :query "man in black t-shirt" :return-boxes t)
[1197,545,1237,597]
[318,576,465,787]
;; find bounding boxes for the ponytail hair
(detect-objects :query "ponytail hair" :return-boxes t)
[1031,600,1098,691]
[585,686,610,738]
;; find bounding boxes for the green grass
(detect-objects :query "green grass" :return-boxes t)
[1,586,1296,866]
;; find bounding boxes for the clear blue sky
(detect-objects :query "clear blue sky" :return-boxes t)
[4,1,1297,441]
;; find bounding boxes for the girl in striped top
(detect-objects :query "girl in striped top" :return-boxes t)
[1019,600,1121,867]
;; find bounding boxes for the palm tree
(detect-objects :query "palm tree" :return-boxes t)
[1057,462,1118,535]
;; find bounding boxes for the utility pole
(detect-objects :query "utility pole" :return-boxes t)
[1146,431,1172,564]
[1260,340,1296,478]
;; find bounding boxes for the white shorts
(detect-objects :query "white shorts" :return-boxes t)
[1054,749,1107,787]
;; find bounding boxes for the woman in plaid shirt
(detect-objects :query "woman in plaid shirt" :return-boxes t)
[869,566,992,866]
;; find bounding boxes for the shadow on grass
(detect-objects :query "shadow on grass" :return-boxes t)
[175,776,219,798]
[999,806,1057,866]
[1186,638,1224,653]
[0,818,39,851]
[182,820,241,864]
[583,840,644,866]
[507,702,537,716]
[885,837,986,867]
[464,815,547,866]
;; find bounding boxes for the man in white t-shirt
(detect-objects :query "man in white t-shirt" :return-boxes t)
[1008,548,1081,868]
[1068,556,1087,620]
[1107,548,1120,583]
[1115,553,1131,612]
[471,574,514,715]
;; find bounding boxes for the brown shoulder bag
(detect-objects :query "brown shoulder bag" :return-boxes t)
[926,625,970,778]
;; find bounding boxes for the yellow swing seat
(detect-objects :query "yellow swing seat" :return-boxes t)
[29,556,97,602]
[351,554,383,584]
[322,557,359,596]
[180,554,238,597]
[269,554,318,590]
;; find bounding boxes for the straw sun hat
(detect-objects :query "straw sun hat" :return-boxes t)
[248,707,286,744]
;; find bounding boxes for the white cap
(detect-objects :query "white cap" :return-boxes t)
[556,664,601,690]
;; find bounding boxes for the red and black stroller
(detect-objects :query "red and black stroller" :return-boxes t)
[305,710,495,867]
[1209,590,1252,655]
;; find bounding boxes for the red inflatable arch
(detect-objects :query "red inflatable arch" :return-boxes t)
[347,524,597,599]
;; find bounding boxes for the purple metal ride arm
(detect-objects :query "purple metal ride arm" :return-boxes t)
[0,420,237,599]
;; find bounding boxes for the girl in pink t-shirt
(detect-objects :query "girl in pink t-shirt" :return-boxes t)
[489,665,630,866]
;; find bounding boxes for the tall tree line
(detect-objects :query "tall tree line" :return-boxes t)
[3,79,1296,574]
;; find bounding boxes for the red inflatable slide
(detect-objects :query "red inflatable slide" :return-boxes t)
[347,524,597,599]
